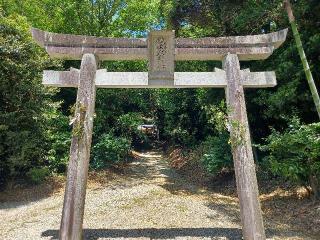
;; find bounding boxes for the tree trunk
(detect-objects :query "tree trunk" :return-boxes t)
[284,0,320,119]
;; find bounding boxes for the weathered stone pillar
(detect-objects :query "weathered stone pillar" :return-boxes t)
[60,54,97,240]
[223,53,266,240]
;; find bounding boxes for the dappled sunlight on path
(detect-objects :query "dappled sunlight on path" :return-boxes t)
[0,150,314,240]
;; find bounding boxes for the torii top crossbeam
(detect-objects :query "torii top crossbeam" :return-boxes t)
[32,28,287,61]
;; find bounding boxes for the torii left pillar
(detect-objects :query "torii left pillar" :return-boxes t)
[60,54,97,240]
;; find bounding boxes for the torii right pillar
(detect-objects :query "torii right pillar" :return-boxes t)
[224,53,265,239]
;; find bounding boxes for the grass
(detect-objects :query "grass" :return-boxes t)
[176,204,188,213]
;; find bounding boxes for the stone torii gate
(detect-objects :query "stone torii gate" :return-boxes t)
[32,28,287,240]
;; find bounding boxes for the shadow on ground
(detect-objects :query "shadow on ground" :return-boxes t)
[0,177,64,209]
[42,227,305,240]
[42,227,298,240]
[42,227,243,239]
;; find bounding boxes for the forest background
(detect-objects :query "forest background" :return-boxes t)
[0,0,319,199]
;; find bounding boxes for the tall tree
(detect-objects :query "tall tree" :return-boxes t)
[284,0,320,119]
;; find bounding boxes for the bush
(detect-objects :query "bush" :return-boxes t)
[200,131,233,176]
[0,14,50,187]
[91,133,131,169]
[155,88,207,147]
[115,113,143,137]
[46,109,71,173]
[260,119,320,199]
[114,112,148,146]
[26,167,50,184]
[169,127,197,147]
[0,13,67,188]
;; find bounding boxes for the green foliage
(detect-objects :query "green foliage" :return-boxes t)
[1,1,163,186]
[260,119,320,192]
[0,13,68,187]
[204,100,228,133]
[0,14,48,185]
[26,167,50,184]
[199,100,233,175]
[94,88,156,137]
[114,112,150,146]
[169,0,320,137]
[92,134,131,169]
[115,112,143,138]
[1,0,320,193]
[155,88,210,146]
[200,132,233,176]
[2,0,162,37]
[45,105,70,173]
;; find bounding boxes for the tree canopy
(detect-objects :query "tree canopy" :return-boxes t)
[0,0,319,198]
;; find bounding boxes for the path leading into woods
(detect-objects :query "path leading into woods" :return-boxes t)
[0,150,314,240]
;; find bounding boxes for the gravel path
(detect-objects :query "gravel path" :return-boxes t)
[0,150,313,240]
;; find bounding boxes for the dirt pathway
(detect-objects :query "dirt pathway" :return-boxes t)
[0,150,313,239]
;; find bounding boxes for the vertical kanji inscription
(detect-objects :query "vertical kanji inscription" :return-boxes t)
[155,36,167,71]
[148,30,175,85]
